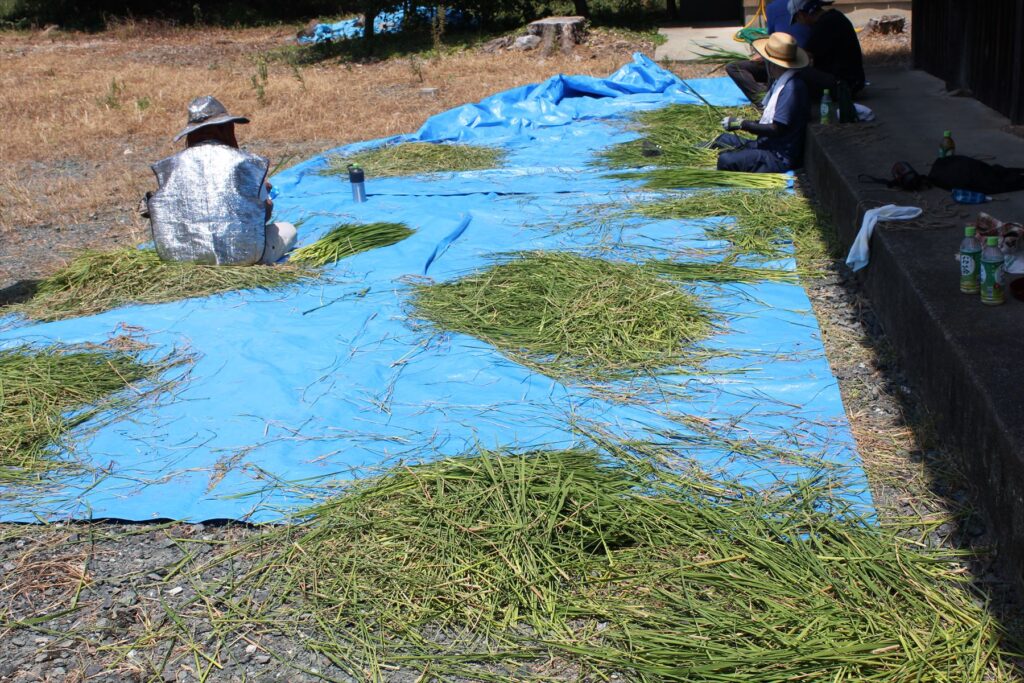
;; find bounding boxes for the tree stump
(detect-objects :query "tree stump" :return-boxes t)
[527,16,587,55]
[866,15,906,35]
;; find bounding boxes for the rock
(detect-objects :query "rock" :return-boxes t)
[254,654,272,665]
[511,35,542,51]
[480,36,514,53]
[166,586,184,596]
[866,15,906,34]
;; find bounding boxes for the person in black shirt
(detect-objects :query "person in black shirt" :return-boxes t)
[789,0,865,98]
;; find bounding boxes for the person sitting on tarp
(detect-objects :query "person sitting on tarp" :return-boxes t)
[725,0,812,108]
[712,32,809,174]
[789,0,865,99]
[144,96,296,265]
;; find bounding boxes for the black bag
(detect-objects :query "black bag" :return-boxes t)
[889,161,930,191]
[929,155,1024,194]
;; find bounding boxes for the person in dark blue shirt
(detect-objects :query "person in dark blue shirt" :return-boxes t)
[725,0,811,107]
[712,33,810,173]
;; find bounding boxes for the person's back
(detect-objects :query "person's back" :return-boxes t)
[149,141,270,265]
[805,8,864,92]
[766,0,811,46]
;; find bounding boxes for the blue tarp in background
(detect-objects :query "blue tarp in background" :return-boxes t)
[299,7,473,44]
[0,55,872,522]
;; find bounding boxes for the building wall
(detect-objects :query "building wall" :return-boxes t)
[913,0,1024,124]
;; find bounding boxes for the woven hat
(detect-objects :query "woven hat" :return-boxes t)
[751,32,810,69]
[173,96,250,142]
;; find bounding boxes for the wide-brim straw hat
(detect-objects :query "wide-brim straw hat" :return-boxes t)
[751,32,810,70]
[173,95,250,142]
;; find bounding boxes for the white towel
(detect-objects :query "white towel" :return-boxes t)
[846,205,923,271]
[760,70,796,125]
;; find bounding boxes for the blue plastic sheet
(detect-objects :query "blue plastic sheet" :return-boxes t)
[0,55,872,522]
[299,7,472,44]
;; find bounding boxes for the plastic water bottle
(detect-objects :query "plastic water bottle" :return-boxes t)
[980,236,1005,305]
[348,164,366,203]
[820,89,832,125]
[939,130,956,158]
[959,225,982,294]
[952,189,992,204]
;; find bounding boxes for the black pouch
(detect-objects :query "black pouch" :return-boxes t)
[929,155,1024,194]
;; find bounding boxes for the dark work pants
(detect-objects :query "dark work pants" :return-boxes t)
[712,133,791,173]
[725,59,768,109]
[799,66,864,100]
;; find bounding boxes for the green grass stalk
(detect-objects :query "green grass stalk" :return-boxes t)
[323,142,506,179]
[289,222,414,267]
[9,248,313,322]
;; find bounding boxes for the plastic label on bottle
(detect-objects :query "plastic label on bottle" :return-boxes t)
[960,251,980,293]
[980,258,1005,305]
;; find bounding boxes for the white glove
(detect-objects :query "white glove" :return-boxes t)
[721,116,744,132]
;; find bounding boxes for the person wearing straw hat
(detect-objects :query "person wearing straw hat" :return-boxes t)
[144,96,296,266]
[712,32,810,174]
[725,0,811,109]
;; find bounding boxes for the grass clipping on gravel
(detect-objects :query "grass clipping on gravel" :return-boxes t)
[200,446,1017,681]
[10,248,313,322]
[323,141,506,178]
[289,221,413,267]
[0,344,162,482]
[413,251,715,380]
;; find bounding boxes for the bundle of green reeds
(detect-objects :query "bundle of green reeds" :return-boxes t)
[612,166,789,190]
[694,43,751,68]
[289,222,413,267]
[323,141,506,178]
[596,104,758,170]
[9,248,313,322]
[195,445,1015,681]
[636,189,822,259]
[412,251,715,379]
[649,259,797,283]
[0,344,159,482]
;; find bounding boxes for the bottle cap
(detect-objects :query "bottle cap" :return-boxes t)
[965,225,976,236]
[987,236,999,246]
[823,89,830,95]
[944,130,951,136]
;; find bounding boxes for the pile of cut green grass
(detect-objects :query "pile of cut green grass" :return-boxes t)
[9,248,314,322]
[648,259,796,283]
[0,344,160,482]
[323,141,506,178]
[596,104,758,170]
[199,446,1017,681]
[289,221,413,267]
[636,189,823,260]
[612,166,789,190]
[413,251,715,379]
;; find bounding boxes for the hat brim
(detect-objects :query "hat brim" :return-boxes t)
[173,114,250,142]
[752,37,810,69]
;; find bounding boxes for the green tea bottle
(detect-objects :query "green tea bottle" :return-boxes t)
[959,225,981,294]
[980,236,1005,305]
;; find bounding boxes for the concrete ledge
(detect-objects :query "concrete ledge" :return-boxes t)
[805,68,1024,593]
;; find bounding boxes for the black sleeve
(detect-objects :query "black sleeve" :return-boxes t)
[740,120,785,137]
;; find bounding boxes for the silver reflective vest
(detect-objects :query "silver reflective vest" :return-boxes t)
[148,142,269,265]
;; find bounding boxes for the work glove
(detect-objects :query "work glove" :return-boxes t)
[721,116,744,132]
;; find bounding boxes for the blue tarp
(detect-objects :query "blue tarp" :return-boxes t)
[299,7,472,44]
[0,55,872,522]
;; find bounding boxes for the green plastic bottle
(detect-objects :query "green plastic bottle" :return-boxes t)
[959,225,981,294]
[980,236,1005,305]
[939,130,956,158]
